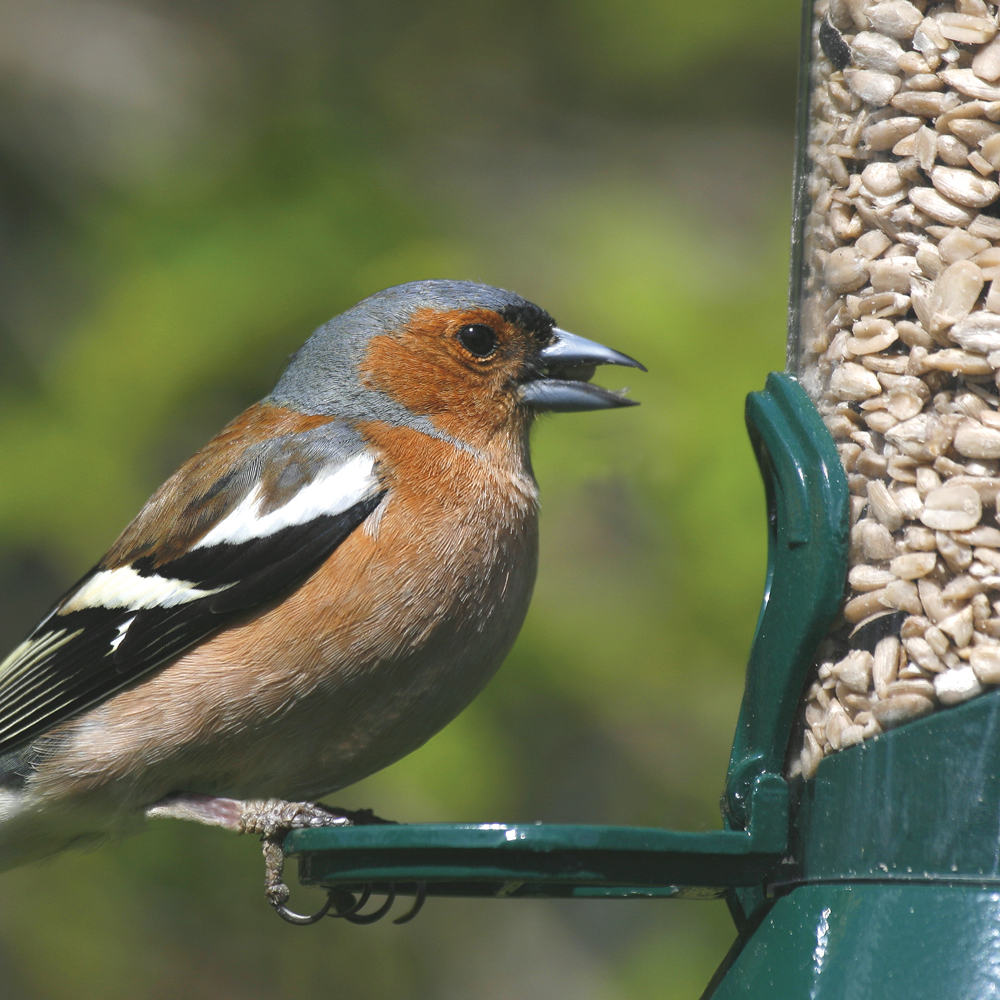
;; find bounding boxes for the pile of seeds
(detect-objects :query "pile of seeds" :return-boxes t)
[791,0,1000,779]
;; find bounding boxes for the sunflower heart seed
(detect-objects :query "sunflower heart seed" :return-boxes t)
[954,421,1000,459]
[845,69,902,108]
[936,13,998,47]
[890,551,938,579]
[851,31,905,73]
[863,116,922,150]
[940,68,1000,102]
[850,565,898,590]
[974,35,1000,83]
[931,166,1000,209]
[868,480,906,530]
[950,312,1000,353]
[872,693,935,729]
[909,187,975,226]
[919,484,983,530]
[970,645,1000,683]
[939,605,975,647]
[834,650,875,693]
[861,162,906,198]
[868,2,924,39]
[934,666,984,705]
[825,247,871,294]
[933,260,985,328]
[831,362,882,400]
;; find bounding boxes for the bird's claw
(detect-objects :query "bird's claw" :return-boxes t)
[235,798,413,923]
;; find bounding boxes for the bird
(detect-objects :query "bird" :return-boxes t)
[0,279,643,912]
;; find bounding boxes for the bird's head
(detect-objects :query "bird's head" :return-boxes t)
[268,280,644,448]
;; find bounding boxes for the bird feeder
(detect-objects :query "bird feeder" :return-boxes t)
[285,0,1000,993]
[282,370,844,937]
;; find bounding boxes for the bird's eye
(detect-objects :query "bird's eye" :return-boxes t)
[457,324,497,358]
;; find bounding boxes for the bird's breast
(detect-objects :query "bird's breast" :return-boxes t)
[38,426,540,804]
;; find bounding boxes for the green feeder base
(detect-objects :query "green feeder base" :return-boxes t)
[706,883,1000,999]
[706,678,1000,997]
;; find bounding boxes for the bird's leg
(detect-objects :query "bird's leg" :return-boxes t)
[145,793,395,908]
[237,799,355,907]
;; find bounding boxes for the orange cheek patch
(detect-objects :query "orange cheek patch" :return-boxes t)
[358,308,526,440]
[361,333,467,416]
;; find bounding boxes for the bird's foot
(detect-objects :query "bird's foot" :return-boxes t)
[145,793,395,913]
[236,799,395,910]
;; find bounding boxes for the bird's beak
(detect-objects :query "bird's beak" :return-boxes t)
[519,327,646,412]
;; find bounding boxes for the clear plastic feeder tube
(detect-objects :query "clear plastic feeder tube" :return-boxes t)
[789,0,1000,779]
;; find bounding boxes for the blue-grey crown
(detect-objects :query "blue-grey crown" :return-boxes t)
[267,280,553,428]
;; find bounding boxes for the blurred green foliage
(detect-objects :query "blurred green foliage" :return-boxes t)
[0,0,798,996]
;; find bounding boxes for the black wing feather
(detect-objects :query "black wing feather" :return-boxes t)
[115,494,384,662]
[0,607,134,748]
[0,489,385,757]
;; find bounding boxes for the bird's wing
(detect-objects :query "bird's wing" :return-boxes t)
[0,412,386,755]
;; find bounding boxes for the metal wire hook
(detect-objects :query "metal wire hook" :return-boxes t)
[271,893,336,925]
[271,881,429,926]
[392,882,428,924]
[342,884,397,924]
[327,884,372,919]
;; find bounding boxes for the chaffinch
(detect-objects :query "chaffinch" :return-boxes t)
[0,280,643,912]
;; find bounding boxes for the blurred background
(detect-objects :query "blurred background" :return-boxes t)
[0,0,799,996]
